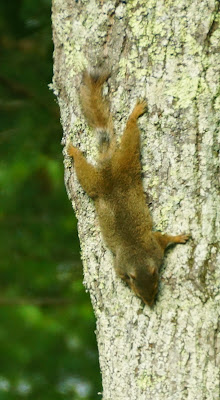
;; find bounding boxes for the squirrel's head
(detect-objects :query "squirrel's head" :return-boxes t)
[115,248,160,306]
[128,263,159,306]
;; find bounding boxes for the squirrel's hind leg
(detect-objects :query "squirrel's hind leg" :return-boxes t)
[68,143,101,198]
[113,100,147,176]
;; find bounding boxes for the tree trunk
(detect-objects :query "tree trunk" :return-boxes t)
[52,0,220,399]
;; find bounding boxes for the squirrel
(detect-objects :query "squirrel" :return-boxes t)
[67,70,189,306]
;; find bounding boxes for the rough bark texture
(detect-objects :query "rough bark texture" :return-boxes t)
[52,0,220,399]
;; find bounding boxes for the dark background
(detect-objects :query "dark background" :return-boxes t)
[0,1,101,399]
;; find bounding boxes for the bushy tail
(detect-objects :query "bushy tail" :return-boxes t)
[80,70,113,152]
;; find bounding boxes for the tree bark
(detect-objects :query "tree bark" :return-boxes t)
[52,0,220,399]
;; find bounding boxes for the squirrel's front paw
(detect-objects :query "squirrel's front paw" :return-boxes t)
[176,234,190,244]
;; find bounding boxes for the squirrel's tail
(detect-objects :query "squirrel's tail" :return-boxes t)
[80,70,113,153]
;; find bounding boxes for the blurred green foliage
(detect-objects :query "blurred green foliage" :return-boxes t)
[0,1,101,399]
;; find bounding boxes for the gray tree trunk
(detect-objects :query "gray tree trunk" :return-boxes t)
[52,0,220,399]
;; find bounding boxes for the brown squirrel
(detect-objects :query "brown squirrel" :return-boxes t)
[68,71,189,306]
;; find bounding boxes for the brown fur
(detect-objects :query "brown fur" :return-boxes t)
[68,71,189,306]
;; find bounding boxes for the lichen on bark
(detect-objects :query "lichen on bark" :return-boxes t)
[52,0,220,398]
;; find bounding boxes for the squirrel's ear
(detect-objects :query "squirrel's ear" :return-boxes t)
[148,262,157,275]
[129,272,136,281]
